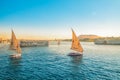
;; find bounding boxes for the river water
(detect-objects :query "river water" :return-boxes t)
[0,42,120,80]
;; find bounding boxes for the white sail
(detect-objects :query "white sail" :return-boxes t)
[71,29,83,52]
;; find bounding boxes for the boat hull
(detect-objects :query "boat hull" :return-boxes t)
[10,54,21,59]
[68,52,82,56]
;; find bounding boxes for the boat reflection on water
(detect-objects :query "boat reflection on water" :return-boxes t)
[70,55,86,79]
[70,55,83,72]
[9,57,22,72]
[8,57,22,73]
[9,57,21,65]
[70,55,83,65]
[9,57,22,71]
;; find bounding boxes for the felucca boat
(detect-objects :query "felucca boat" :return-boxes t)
[10,30,22,58]
[68,29,83,56]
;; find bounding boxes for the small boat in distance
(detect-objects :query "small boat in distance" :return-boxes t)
[68,29,83,56]
[10,30,22,58]
[58,40,60,45]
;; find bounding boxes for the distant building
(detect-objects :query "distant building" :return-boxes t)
[94,37,120,45]
[0,34,9,43]
[20,40,48,47]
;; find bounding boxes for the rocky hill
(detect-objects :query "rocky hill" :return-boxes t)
[78,35,101,42]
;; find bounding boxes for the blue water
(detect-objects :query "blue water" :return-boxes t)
[0,42,120,80]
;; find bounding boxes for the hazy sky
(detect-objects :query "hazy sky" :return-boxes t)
[0,0,120,39]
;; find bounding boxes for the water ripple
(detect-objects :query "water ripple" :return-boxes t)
[0,42,120,80]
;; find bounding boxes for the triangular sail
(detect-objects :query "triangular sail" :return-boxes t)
[71,29,83,52]
[10,30,18,49]
[10,30,22,54]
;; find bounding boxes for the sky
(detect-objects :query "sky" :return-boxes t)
[0,0,120,40]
